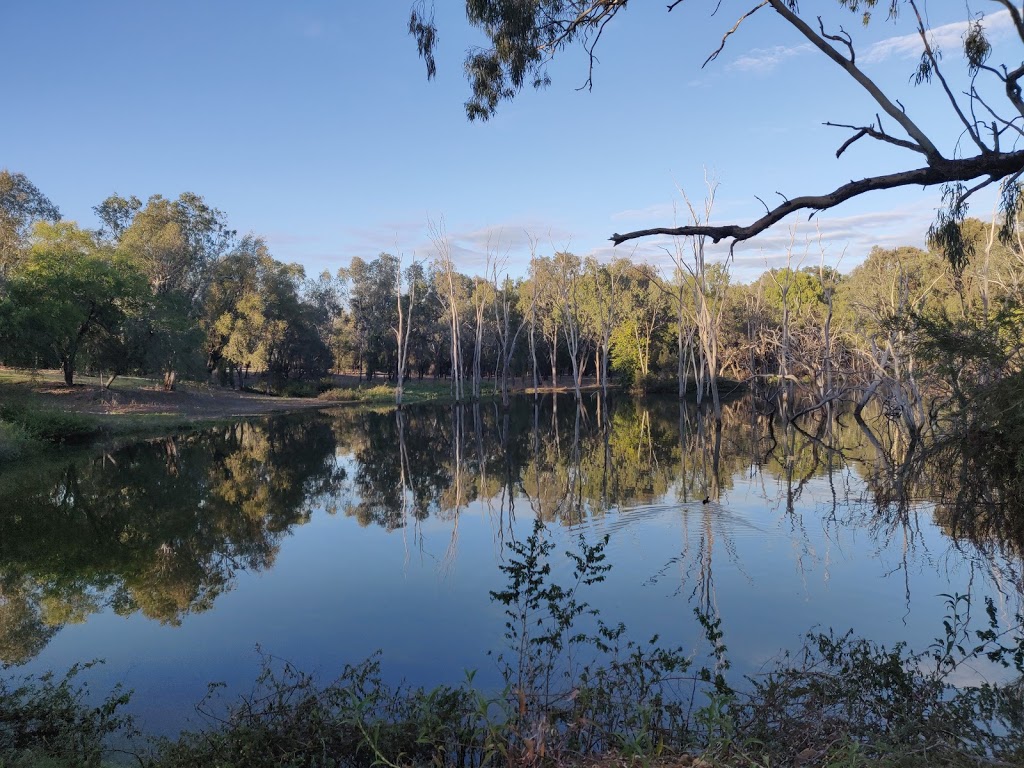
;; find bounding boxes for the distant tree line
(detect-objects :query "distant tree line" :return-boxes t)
[3,170,1022,432]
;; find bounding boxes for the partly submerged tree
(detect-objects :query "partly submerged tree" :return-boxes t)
[411,1,1024,258]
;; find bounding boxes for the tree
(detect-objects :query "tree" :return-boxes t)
[342,253,400,381]
[411,1,1024,257]
[113,192,235,389]
[0,170,60,283]
[118,192,234,302]
[0,222,147,385]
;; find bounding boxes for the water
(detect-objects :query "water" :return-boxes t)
[0,394,1020,736]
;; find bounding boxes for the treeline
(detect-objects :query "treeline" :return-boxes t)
[3,169,1022,425]
[0,171,336,392]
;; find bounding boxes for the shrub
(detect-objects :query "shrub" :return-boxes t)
[0,663,134,768]
[0,403,99,444]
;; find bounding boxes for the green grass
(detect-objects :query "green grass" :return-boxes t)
[319,379,474,406]
[0,379,245,465]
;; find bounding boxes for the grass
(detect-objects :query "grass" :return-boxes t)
[0,378,244,465]
[319,379,473,406]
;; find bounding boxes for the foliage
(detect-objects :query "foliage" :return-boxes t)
[711,594,1024,767]
[0,398,99,444]
[0,222,148,385]
[152,653,487,768]
[411,2,1024,256]
[0,662,134,768]
[0,170,61,281]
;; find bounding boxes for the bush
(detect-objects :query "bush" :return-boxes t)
[0,663,134,768]
[0,403,99,444]
[0,420,35,461]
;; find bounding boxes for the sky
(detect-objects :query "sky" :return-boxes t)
[3,1,1017,282]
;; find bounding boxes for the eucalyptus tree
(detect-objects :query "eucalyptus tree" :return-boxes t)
[340,253,400,381]
[612,262,668,382]
[117,193,235,302]
[526,255,568,390]
[411,1,1024,265]
[110,192,235,389]
[0,170,60,284]
[0,222,147,385]
[469,274,495,400]
[492,269,529,408]
[429,221,466,401]
[579,257,624,397]
[394,256,422,406]
[550,251,589,399]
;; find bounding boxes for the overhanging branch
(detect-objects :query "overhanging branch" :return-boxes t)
[609,149,1024,246]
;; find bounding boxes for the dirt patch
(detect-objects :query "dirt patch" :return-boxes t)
[31,383,330,419]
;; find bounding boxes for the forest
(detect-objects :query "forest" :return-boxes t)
[3,167,1022,448]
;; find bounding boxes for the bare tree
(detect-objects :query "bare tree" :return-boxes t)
[674,177,731,421]
[393,252,421,407]
[429,219,465,403]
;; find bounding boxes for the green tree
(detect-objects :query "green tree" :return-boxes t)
[0,170,61,283]
[342,254,400,381]
[0,222,147,385]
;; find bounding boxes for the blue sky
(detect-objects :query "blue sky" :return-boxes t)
[4,1,1014,281]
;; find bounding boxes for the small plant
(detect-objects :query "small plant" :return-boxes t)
[708,593,1024,767]
[489,517,696,764]
[0,662,134,768]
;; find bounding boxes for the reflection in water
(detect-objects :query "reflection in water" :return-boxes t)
[1,394,1022,697]
[0,415,345,665]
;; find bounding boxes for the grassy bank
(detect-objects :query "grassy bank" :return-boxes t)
[0,369,336,462]
[3,522,1022,768]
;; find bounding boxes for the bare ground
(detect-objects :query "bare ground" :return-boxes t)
[35,383,332,418]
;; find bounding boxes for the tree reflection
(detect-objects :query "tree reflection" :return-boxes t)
[0,414,344,665]
[3,393,1022,666]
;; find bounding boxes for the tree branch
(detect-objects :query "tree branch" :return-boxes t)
[907,0,987,153]
[609,149,1024,246]
[704,2,769,67]
[825,121,926,157]
[766,0,940,160]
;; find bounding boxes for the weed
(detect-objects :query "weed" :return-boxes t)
[0,662,134,768]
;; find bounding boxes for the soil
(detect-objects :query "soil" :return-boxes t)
[30,382,332,419]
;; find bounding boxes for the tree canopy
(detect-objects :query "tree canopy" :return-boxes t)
[410,1,1024,258]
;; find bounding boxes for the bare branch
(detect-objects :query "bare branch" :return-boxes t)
[704,2,769,67]
[610,148,1024,246]
[825,121,925,157]
[766,0,940,160]
[816,17,854,63]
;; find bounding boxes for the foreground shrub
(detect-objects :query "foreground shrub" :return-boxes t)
[0,663,133,768]
[0,420,35,461]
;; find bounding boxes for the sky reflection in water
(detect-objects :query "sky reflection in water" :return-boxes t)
[0,394,1019,735]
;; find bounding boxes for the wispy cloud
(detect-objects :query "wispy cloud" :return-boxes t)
[610,202,677,222]
[727,43,813,73]
[863,9,1013,64]
[722,10,1014,73]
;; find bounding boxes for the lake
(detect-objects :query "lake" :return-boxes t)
[1,393,1020,736]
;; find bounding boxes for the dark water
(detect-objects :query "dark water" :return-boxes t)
[0,394,1020,735]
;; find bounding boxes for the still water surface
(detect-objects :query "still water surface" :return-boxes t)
[0,394,1020,734]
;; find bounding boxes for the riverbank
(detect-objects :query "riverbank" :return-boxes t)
[0,369,332,462]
